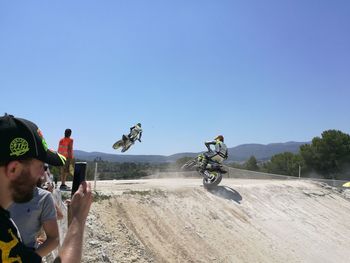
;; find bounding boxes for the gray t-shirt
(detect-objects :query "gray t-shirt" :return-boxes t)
[8,187,57,248]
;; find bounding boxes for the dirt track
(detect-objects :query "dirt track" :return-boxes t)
[82,178,350,263]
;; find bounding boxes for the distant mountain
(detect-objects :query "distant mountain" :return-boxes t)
[74,141,308,163]
[228,141,308,162]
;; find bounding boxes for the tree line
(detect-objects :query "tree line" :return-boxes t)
[49,161,175,182]
[228,130,350,180]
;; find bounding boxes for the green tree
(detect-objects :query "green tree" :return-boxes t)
[245,156,258,171]
[227,162,244,169]
[265,152,304,176]
[300,130,350,179]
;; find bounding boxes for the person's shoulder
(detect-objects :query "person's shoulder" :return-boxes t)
[61,137,73,143]
[37,187,52,197]
[0,206,11,218]
[37,188,55,207]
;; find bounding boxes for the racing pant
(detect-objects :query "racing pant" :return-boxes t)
[200,152,224,170]
[128,132,140,142]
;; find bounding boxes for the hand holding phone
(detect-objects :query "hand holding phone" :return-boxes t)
[71,162,87,197]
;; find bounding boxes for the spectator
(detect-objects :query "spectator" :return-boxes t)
[41,164,54,190]
[8,185,60,258]
[40,165,64,220]
[58,129,74,191]
[0,114,92,263]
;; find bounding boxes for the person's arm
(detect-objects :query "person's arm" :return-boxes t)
[54,182,92,263]
[138,131,142,142]
[55,203,64,220]
[35,219,60,257]
[68,140,73,159]
[204,141,215,152]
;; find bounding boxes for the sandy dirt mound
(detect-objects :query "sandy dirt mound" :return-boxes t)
[82,178,350,263]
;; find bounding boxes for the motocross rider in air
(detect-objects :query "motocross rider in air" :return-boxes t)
[200,135,228,174]
[127,123,142,143]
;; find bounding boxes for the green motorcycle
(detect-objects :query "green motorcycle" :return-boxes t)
[181,153,226,190]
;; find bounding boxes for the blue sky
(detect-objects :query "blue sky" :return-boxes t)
[1,0,349,155]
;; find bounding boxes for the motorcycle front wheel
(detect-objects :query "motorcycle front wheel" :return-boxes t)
[181,159,197,170]
[112,140,124,150]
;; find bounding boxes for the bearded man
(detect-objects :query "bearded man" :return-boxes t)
[0,114,92,263]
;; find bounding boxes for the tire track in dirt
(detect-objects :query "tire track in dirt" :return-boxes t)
[82,178,350,263]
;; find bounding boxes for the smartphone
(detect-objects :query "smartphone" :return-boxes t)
[71,162,87,196]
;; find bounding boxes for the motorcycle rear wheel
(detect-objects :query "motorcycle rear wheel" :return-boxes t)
[121,142,133,152]
[203,171,222,190]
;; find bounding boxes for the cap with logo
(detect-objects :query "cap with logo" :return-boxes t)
[0,114,66,166]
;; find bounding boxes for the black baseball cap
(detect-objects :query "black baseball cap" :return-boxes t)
[0,114,66,166]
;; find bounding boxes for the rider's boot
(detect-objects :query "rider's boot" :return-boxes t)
[200,158,208,173]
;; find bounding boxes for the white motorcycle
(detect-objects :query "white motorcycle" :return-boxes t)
[112,134,137,153]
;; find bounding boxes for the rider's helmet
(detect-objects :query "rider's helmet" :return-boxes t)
[137,123,141,127]
[215,135,224,142]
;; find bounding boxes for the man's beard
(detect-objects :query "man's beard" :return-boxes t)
[10,167,36,203]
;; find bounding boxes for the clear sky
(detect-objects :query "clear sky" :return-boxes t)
[1,0,349,156]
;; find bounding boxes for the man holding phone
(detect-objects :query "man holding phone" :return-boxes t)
[0,114,92,263]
